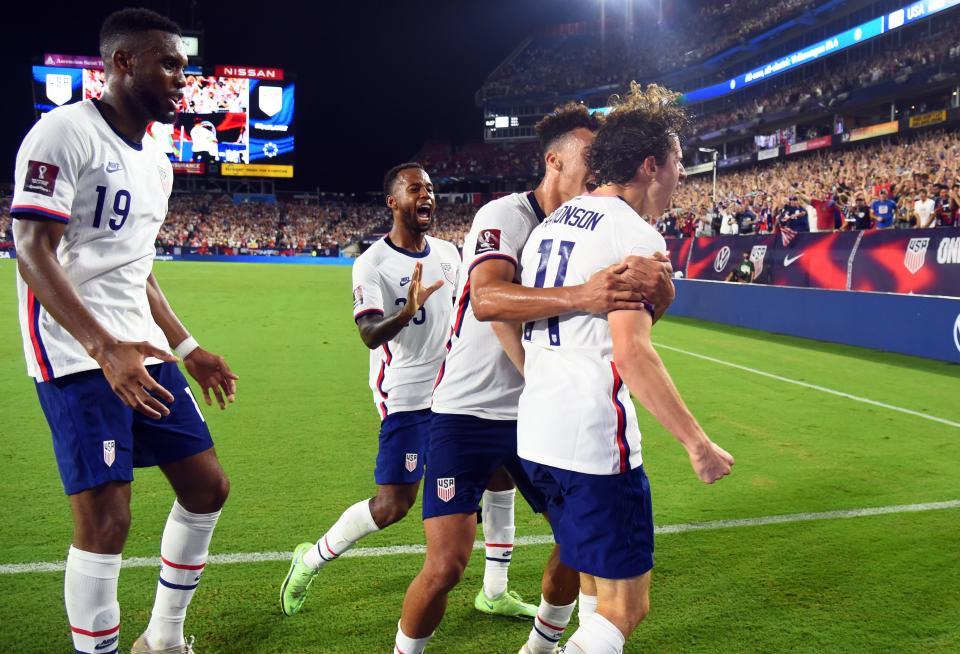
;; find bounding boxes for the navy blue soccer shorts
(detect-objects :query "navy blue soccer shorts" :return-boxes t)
[521,459,654,580]
[35,362,214,495]
[422,411,546,519]
[374,408,431,485]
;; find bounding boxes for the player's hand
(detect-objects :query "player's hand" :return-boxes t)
[184,348,239,410]
[688,440,735,484]
[401,262,444,321]
[96,341,177,420]
[577,254,674,314]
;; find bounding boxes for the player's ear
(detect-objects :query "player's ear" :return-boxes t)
[386,194,397,210]
[545,150,561,173]
[111,46,135,76]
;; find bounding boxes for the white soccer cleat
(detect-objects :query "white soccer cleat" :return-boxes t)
[130,634,196,653]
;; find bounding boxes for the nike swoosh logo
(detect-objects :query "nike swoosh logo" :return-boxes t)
[400,279,411,286]
[784,254,804,267]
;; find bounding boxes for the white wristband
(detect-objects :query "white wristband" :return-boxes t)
[174,336,200,360]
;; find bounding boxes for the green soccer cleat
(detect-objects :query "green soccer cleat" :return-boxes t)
[474,588,538,620]
[280,542,319,616]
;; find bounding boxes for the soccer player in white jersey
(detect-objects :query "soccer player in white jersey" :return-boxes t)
[394,104,677,654]
[517,83,735,654]
[12,10,237,654]
[279,162,465,613]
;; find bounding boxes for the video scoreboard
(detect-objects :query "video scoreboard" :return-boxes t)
[31,54,296,178]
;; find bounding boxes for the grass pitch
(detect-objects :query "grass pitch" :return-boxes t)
[0,259,957,653]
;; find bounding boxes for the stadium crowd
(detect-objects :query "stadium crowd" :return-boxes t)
[694,26,960,135]
[418,142,541,182]
[3,129,957,257]
[479,0,817,99]
[153,194,479,254]
[661,129,960,237]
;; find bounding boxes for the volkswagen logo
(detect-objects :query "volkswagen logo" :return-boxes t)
[714,246,731,273]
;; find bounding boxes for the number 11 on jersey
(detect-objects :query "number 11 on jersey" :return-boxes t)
[523,238,575,345]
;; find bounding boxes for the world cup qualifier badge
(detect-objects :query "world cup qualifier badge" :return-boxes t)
[475,228,501,255]
[353,285,364,309]
[23,160,60,197]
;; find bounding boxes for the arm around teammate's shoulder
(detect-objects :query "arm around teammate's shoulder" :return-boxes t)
[609,308,734,484]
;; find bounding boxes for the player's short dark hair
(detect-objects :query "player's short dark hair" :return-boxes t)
[535,102,602,157]
[383,162,426,200]
[100,8,182,58]
[588,82,690,187]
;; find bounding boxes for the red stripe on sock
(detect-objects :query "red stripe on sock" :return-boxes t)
[484,543,513,548]
[70,623,119,637]
[395,647,407,654]
[537,615,566,631]
[161,556,206,570]
[324,536,338,558]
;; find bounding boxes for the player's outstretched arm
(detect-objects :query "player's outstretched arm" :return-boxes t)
[146,273,238,410]
[14,219,176,419]
[609,308,734,484]
[356,261,443,350]
[471,254,673,324]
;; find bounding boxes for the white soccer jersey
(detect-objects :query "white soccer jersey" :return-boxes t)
[431,192,547,420]
[352,235,460,418]
[517,195,667,475]
[12,99,174,381]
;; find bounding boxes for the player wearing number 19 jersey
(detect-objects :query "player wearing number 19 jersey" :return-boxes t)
[13,10,237,654]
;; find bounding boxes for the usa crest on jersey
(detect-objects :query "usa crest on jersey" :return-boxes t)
[437,477,455,502]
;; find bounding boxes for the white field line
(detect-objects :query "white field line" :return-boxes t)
[2,499,958,576]
[654,343,960,429]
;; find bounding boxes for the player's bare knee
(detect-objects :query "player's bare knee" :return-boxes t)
[83,509,131,552]
[179,470,229,514]
[208,471,230,510]
[424,554,467,592]
[604,598,649,634]
[371,496,412,527]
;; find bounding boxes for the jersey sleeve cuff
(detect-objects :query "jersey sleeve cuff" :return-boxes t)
[467,252,517,276]
[354,308,385,322]
[11,205,70,224]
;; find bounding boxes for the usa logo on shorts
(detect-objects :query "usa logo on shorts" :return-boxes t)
[437,477,455,502]
[103,440,116,467]
[404,453,418,473]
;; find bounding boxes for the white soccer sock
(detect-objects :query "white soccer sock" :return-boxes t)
[481,488,516,598]
[525,595,576,653]
[144,501,220,649]
[65,546,122,654]
[394,621,433,654]
[578,591,598,624]
[303,498,379,570]
[562,613,625,654]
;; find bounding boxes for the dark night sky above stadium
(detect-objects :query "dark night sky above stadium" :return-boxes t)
[0,0,587,192]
